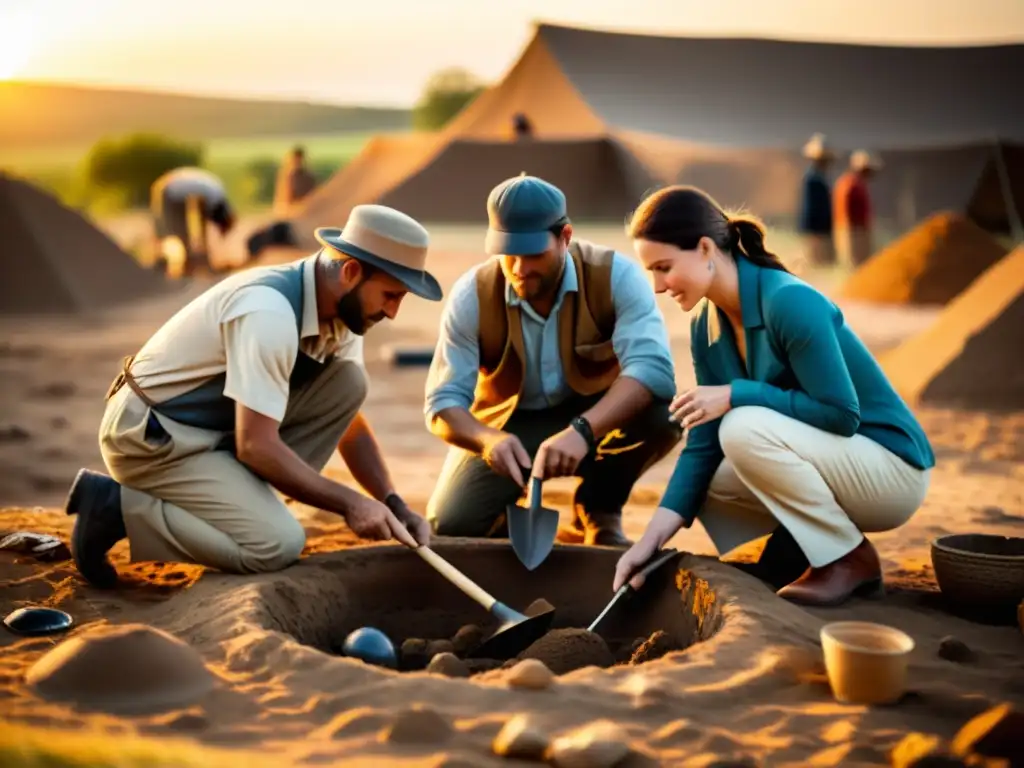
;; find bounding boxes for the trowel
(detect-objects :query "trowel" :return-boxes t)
[507,475,559,571]
[588,548,680,633]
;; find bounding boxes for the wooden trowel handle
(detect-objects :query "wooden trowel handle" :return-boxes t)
[415,546,497,612]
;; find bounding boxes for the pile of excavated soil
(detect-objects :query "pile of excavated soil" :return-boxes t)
[25,623,216,714]
[882,245,1024,410]
[397,618,683,678]
[0,171,170,315]
[838,211,1008,305]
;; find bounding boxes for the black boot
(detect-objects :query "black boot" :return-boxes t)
[729,526,810,590]
[65,469,126,589]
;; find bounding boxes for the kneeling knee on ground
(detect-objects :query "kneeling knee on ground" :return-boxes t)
[237,516,307,574]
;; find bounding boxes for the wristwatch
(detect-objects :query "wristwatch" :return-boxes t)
[570,415,597,452]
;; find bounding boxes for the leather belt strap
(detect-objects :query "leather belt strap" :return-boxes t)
[105,354,158,409]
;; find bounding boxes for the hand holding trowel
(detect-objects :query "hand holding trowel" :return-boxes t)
[507,465,560,571]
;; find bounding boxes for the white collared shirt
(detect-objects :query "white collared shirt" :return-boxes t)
[130,257,363,424]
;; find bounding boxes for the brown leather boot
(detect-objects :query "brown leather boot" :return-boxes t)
[776,537,884,607]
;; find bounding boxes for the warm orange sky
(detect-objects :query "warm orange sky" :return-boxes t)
[3,0,1023,106]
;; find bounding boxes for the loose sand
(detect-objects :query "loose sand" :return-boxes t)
[838,212,1009,306]
[2,225,1023,767]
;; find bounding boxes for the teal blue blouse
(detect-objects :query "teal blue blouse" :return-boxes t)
[660,255,935,525]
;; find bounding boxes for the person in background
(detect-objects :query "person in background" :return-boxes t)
[833,150,882,269]
[798,133,835,267]
[150,167,236,277]
[424,174,680,546]
[615,185,934,608]
[273,145,319,216]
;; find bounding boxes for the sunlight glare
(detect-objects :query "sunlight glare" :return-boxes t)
[0,11,37,80]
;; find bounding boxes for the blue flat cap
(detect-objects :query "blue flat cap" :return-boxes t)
[484,174,567,255]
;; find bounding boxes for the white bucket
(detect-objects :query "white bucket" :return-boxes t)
[820,621,914,705]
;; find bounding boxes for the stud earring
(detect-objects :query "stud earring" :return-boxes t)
[708,261,714,273]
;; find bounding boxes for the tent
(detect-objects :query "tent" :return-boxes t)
[0,172,169,315]
[288,23,1024,238]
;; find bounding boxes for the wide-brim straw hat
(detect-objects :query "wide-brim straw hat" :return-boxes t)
[315,205,442,301]
[802,133,835,160]
[850,149,883,171]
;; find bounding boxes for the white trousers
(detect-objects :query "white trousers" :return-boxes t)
[698,407,930,568]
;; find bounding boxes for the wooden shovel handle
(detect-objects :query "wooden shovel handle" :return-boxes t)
[415,546,497,611]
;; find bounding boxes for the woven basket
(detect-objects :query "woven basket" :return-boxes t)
[931,534,1024,611]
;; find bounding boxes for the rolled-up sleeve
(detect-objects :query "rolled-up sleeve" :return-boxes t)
[610,253,676,401]
[424,269,483,423]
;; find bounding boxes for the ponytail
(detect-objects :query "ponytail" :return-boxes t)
[728,216,790,273]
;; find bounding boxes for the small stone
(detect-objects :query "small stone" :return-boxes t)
[547,720,631,768]
[451,624,484,656]
[400,638,429,671]
[492,714,549,760]
[506,658,554,690]
[937,636,974,663]
[381,705,452,745]
[426,652,469,678]
[425,639,455,659]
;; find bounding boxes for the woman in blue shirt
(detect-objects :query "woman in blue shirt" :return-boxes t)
[615,185,934,607]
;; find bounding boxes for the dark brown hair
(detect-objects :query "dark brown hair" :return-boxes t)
[627,185,790,273]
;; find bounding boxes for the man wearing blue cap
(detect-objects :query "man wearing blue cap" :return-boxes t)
[65,205,440,588]
[424,175,680,546]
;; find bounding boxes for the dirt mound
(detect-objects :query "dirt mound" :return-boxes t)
[881,245,1024,410]
[0,171,169,315]
[515,628,615,674]
[839,212,1008,305]
[25,623,216,714]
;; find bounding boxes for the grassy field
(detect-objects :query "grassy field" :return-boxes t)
[0,131,381,175]
[0,130,384,215]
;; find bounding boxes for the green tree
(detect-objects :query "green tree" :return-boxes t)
[83,133,204,209]
[413,67,486,130]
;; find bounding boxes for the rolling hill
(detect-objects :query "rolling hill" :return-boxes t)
[0,81,412,150]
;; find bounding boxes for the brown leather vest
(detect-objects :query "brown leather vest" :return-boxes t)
[470,240,620,429]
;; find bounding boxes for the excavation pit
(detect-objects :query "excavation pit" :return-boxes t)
[260,542,723,678]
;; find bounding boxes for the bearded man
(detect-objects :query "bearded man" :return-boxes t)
[66,205,441,587]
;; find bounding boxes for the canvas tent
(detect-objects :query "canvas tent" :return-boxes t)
[0,172,169,315]
[288,23,1024,240]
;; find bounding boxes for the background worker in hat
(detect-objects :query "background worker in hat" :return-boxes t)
[797,133,835,268]
[834,150,882,268]
[424,175,680,546]
[65,205,442,588]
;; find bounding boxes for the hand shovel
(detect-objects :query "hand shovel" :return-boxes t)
[507,474,559,571]
[588,548,680,633]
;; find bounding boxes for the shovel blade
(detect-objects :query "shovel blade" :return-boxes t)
[507,503,559,571]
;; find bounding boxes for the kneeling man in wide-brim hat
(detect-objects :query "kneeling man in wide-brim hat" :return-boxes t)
[66,205,442,588]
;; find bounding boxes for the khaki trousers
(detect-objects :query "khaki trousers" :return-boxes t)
[835,225,873,269]
[697,407,930,568]
[99,359,367,574]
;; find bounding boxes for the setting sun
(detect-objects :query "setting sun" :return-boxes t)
[0,11,37,80]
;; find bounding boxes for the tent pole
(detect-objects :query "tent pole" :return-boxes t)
[992,138,1024,244]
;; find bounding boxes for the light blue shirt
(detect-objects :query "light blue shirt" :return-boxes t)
[424,249,676,421]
